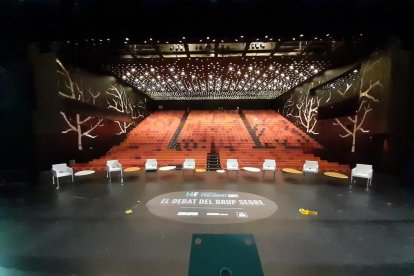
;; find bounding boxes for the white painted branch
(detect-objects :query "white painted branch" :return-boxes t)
[56,59,76,99]
[82,118,103,137]
[333,118,352,136]
[60,111,77,132]
[79,116,93,125]
[360,80,382,102]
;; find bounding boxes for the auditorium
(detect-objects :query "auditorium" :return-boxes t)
[1,0,413,275]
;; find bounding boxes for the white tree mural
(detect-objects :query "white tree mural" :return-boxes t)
[106,84,146,135]
[282,94,295,117]
[294,86,323,135]
[56,58,104,150]
[333,55,384,152]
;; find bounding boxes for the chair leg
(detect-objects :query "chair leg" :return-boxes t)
[71,174,74,183]
[121,171,124,184]
[109,172,112,182]
[56,177,60,189]
[52,176,55,184]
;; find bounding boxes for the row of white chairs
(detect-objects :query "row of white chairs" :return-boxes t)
[51,160,373,189]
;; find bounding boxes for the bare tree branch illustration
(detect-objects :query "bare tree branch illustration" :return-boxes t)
[106,84,136,135]
[283,94,294,117]
[333,55,383,152]
[337,83,353,97]
[294,89,323,135]
[56,58,104,150]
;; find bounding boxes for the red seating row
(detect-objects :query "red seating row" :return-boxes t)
[72,110,349,172]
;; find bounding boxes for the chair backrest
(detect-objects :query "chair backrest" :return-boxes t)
[107,160,119,167]
[355,164,373,171]
[184,159,195,165]
[304,160,318,167]
[52,163,68,171]
[227,159,238,166]
[263,159,276,167]
[146,159,157,165]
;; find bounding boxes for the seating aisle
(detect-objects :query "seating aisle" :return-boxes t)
[72,110,349,172]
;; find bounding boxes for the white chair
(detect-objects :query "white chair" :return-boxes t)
[51,163,73,189]
[145,159,158,173]
[303,160,319,175]
[351,164,373,189]
[106,160,123,183]
[263,159,276,177]
[183,159,195,175]
[226,159,239,175]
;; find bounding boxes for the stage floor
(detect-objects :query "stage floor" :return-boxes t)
[1,170,413,275]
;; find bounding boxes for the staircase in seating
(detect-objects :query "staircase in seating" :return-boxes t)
[72,110,207,170]
[72,110,349,172]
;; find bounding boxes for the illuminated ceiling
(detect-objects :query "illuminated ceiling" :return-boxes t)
[62,35,350,100]
[99,36,342,100]
[105,57,329,100]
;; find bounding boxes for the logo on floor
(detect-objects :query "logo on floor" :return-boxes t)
[146,190,278,224]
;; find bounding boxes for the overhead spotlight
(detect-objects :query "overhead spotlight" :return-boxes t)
[300,34,304,37]
[126,72,131,76]
[353,69,358,73]
[314,69,319,73]
[122,75,126,79]
[269,65,273,70]
[248,66,253,71]
[131,68,136,72]
[125,37,129,41]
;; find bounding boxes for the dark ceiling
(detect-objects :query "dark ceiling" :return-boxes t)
[1,0,413,43]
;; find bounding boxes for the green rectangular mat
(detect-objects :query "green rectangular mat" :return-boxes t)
[188,234,264,276]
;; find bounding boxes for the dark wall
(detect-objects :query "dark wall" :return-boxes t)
[276,45,412,176]
[29,43,151,172]
[152,99,275,111]
[0,44,35,182]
